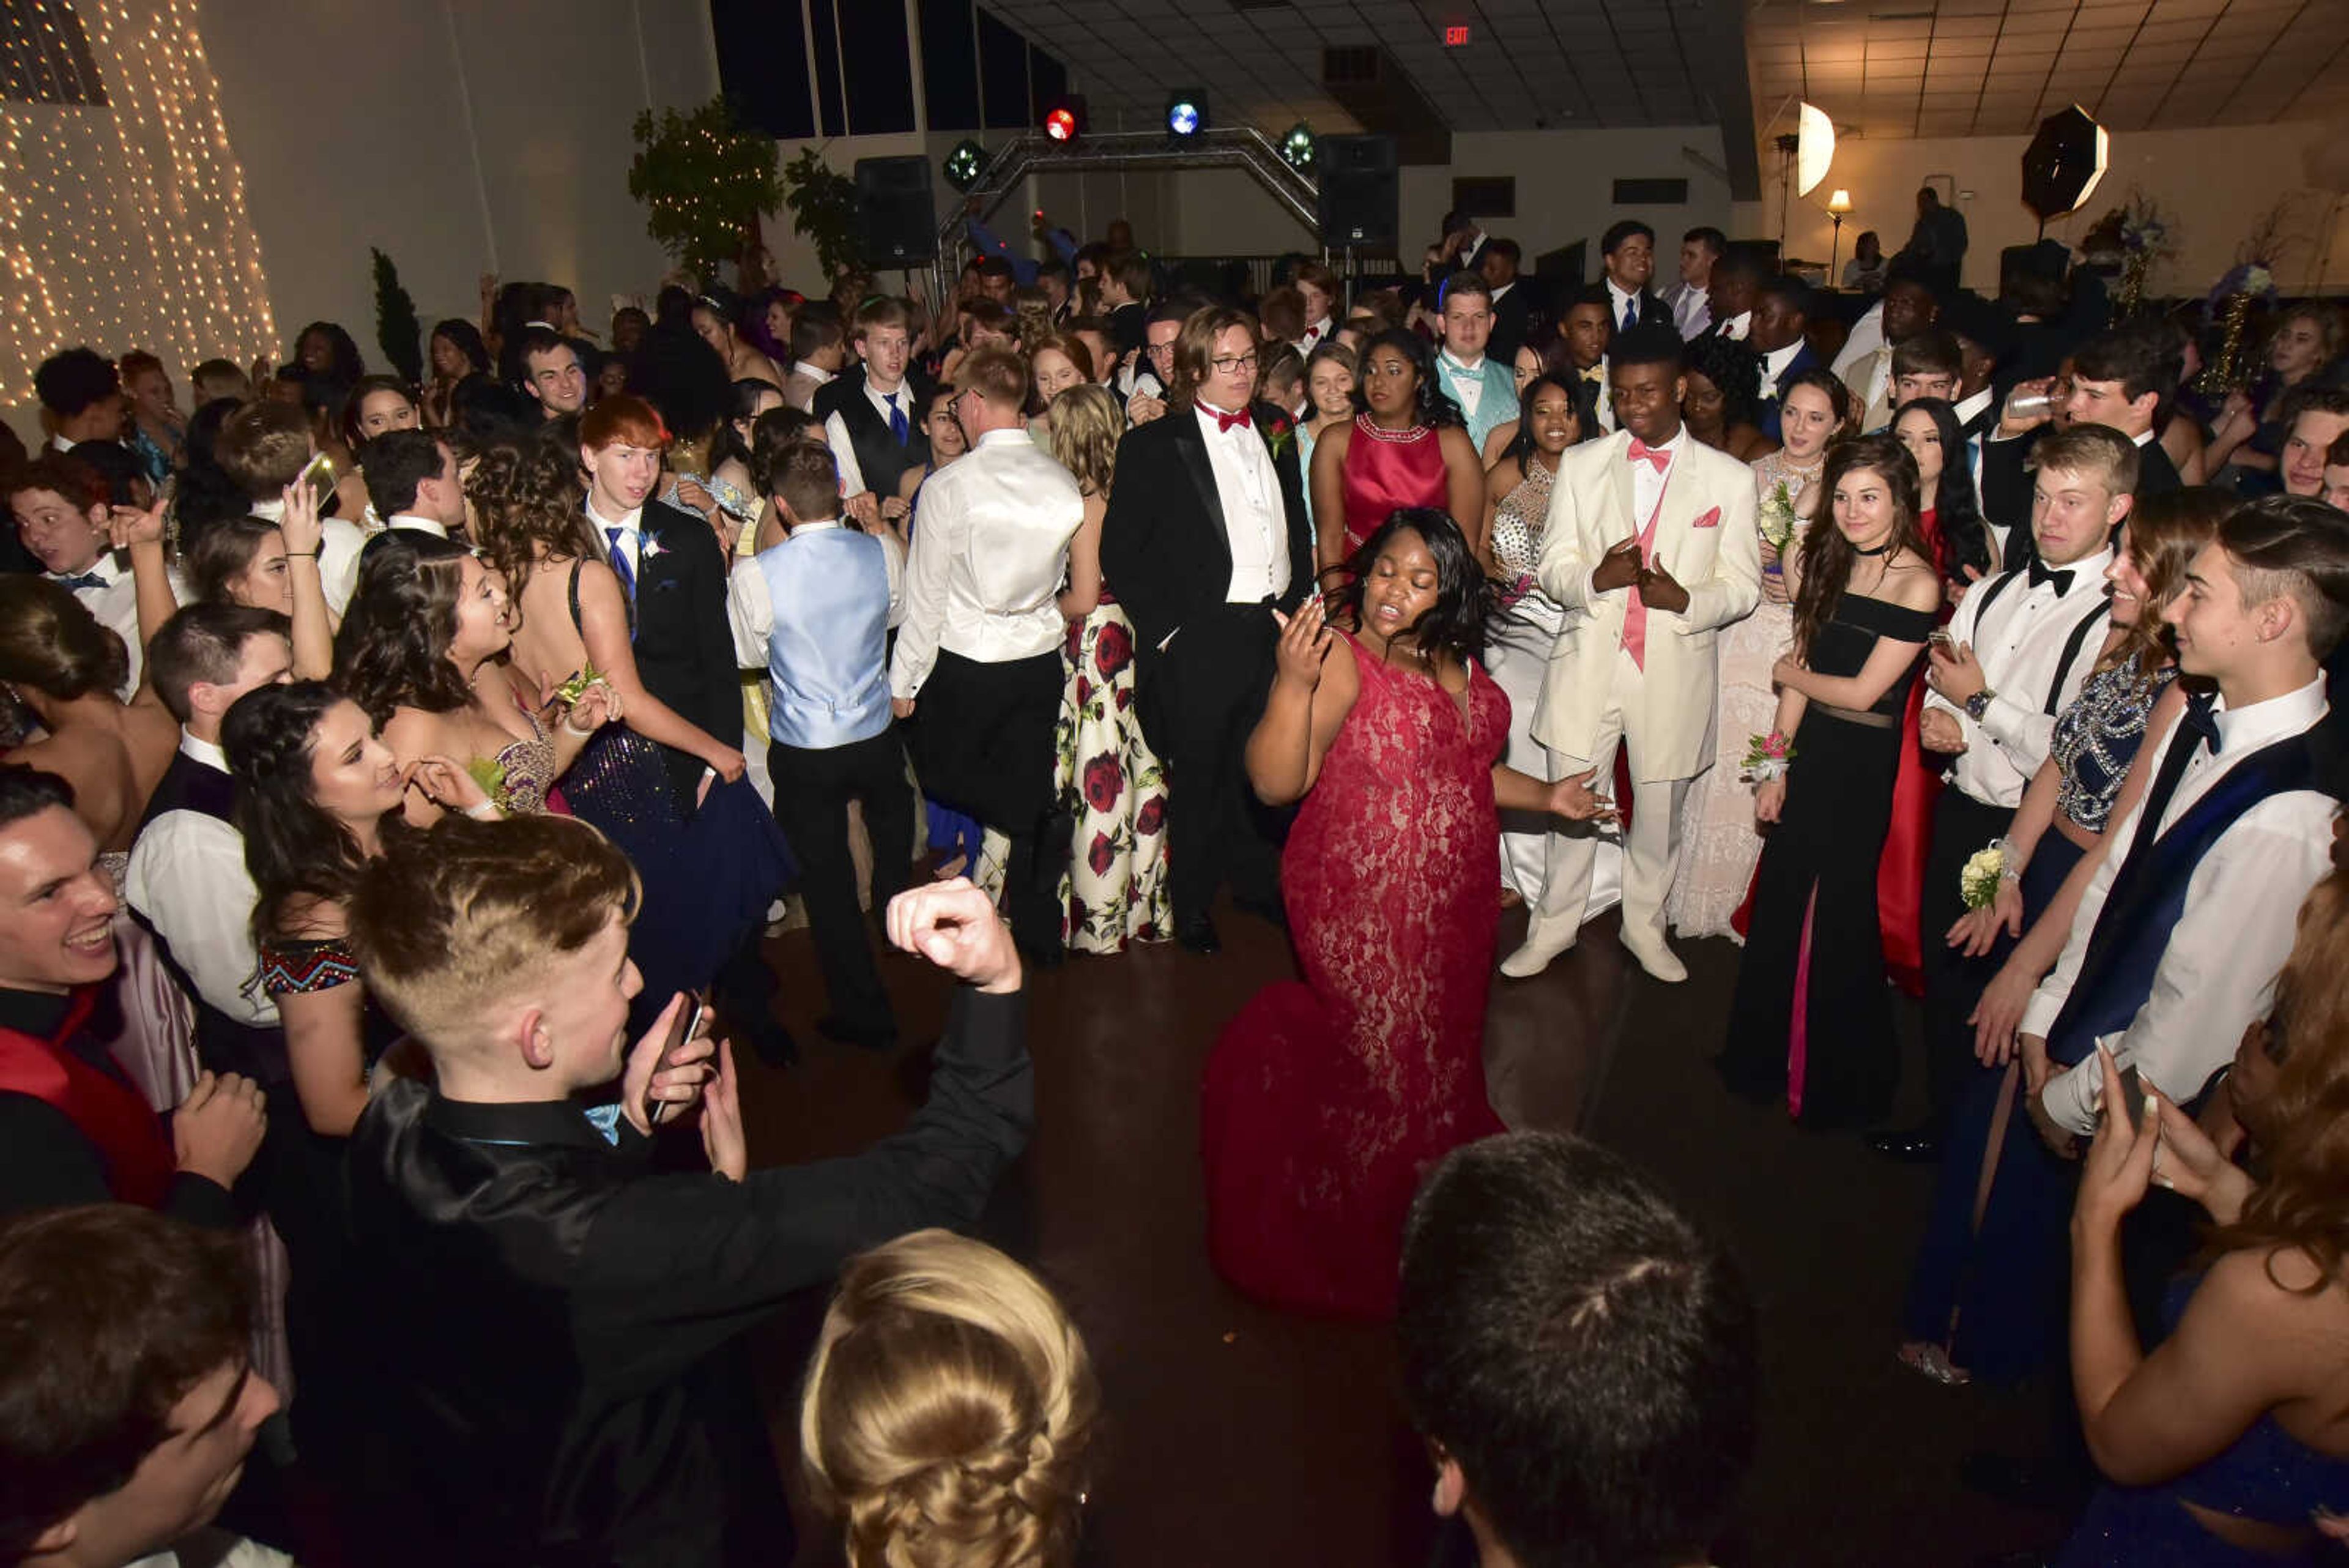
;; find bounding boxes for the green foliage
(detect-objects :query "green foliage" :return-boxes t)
[628,97,784,284]
[370,248,422,385]
[780,146,861,283]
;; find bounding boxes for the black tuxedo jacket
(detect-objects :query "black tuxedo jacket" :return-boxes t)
[1983,425,2183,571]
[1488,284,1533,363]
[343,986,1031,1566]
[627,499,741,805]
[1609,287,1674,334]
[1100,401,1316,661]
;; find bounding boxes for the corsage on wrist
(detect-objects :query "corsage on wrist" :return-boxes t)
[1740,730,1794,784]
[1960,841,2007,910]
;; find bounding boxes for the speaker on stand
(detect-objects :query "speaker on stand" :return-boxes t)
[855,156,938,267]
[1314,134,1398,252]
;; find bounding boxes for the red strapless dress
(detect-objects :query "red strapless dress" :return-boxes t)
[1200,634,1508,1318]
[1876,506,1948,996]
[1338,415,1448,557]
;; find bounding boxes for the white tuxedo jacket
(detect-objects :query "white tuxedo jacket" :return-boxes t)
[1531,429,1761,781]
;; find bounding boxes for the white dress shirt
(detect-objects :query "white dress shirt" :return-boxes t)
[1299,314,1334,351]
[727,519,907,664]
[1831,300,1888,382]
[1605,279,1649,335]
[2027,677,2336,1132]
[1576,357,1616,434]
[785,360,835,414]
[250,495,367,616]
[124,733,276,1027]
[1716,311,1751,343]
[585,496,644,581]
[382,511,449,540]
[1759,340,1804,402]
[888,428,1084,699]
[1195,402,1291,604]
[1437,349,1490,421]
[1922,549,2114,808]
[49,553,142,698]
[825,379,917,498]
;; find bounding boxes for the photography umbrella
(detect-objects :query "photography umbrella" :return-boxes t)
[2021,105,2109,234]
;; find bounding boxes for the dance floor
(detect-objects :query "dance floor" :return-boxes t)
[744,899,2061,1567]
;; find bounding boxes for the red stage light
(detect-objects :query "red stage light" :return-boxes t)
[1045,107,1078,142]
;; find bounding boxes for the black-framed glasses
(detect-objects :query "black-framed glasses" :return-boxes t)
[1211,352,1260,374]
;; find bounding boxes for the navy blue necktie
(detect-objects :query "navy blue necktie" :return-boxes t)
[886,390,909,445]
[605,527,636,601]
[1621,298,1638,333]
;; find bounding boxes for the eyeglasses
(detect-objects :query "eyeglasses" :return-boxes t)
[1211,352,1261,374]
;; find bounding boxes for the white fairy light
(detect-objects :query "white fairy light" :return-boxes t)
[1,0,276,407]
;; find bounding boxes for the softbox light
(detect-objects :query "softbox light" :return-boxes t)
[2021,105,2109,224]
[1795,102,1835,197]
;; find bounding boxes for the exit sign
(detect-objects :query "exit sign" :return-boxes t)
[1444,23,1470,45]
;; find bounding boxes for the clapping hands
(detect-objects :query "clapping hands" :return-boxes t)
[1272,598,1334,691]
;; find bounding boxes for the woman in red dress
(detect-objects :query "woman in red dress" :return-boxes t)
[1307,329,1485,571]
[1878,397,1994,994]
[1200,508,1611,1318]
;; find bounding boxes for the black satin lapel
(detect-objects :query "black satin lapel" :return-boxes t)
[1169,414,1230,547]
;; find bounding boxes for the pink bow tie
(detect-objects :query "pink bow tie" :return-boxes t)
[1627,439,1670,472]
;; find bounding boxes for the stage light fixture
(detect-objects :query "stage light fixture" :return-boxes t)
[944,139,985,191]
[1042,97,1086,144]
[1280,121,1316,172]
[1166,91,1205,138]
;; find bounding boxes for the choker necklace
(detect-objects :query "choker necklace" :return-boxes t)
[1852,540,1892,557]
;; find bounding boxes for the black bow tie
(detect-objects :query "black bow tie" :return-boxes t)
[2176,690,2221,757]
[2027,560,2073,594]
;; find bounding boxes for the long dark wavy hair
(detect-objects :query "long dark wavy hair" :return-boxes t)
[1504,371,1587,469]
[1793,433,1927,658]
[332,532,480,722]
[1327,507,1491,668]
[1353,328,1465,431]
[1891,396,1991,581]
[223,680,396,944]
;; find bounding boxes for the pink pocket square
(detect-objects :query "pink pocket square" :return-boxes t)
[1693,506,1722,529]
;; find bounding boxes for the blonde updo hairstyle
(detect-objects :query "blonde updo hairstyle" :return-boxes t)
[800,1230,1097,1568]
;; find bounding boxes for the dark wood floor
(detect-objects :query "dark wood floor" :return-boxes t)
[743,896,2061,1568]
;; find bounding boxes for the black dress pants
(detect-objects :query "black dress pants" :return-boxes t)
[1919,788,2017,1125]
[911,648,1065,948]
[767,729,913,1038]
[1135,604,1282,927]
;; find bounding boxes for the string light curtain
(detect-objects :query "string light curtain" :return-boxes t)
[1,0,275,407]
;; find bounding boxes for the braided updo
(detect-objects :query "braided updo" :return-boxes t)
[801,1230,1097,1568]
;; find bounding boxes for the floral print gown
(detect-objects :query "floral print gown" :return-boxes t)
[1053,593,1172,951]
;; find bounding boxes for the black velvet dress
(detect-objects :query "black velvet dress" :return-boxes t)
[1721,591,1935,1129]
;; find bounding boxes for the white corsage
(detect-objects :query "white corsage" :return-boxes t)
[1960,842,2006,910]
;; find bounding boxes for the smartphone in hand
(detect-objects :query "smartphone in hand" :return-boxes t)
[640,992,707,1129]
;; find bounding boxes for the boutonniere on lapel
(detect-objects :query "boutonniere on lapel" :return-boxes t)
[1257,409,1296,462]
[639,532,667,565]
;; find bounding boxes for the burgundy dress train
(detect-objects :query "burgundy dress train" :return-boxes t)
[1200,633,1508,1319]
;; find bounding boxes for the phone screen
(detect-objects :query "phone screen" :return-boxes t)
[639,994,704,1128]
[297,450,335,507]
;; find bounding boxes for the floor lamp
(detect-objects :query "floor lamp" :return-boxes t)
[1827,189,1852,281]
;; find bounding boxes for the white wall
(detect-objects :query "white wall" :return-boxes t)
[1737,119,2349,297]
[198,0,719,365]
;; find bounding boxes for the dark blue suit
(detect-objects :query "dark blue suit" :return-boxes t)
[1754,343,1821,444]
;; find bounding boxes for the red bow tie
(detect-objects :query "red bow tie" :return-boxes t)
[1198,402,1252,434]
[1627,438,1671,472]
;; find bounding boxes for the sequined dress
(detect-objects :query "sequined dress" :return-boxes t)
[1667,448,1821,939]
[1200,632,1510,1318]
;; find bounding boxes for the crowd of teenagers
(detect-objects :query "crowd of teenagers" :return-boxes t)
[4,195,2349,1568]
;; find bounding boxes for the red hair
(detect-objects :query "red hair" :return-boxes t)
[579,393,669,453]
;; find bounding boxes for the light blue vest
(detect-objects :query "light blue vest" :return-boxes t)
[1435,352,1520,453]
[754,527,892,749]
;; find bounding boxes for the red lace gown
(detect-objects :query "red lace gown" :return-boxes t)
[1200,633,1509,1318]
[1876,506,1948,997]
[1338,415,1449,558]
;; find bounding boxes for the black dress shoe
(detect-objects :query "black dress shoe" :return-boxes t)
[1176,915,1222,954]
[1868,1124,1943,1162]
[816,1013,899,1052]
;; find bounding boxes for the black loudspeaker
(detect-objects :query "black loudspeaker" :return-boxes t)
[1315,135,1398,250]
[855,156,937,266]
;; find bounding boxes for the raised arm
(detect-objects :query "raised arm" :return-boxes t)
[1245,600,1357,806]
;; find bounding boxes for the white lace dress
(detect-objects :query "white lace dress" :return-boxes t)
[1665,447,1821,941]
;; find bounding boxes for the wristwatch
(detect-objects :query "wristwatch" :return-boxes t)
[1964,688,1995,722]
